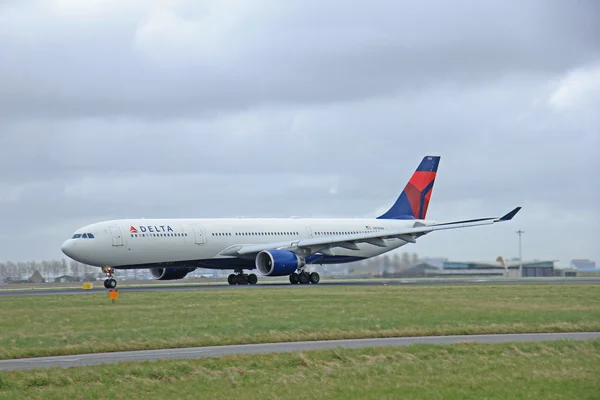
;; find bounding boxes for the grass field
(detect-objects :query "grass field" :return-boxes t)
[0,340,598,399]
[0,284,598,359]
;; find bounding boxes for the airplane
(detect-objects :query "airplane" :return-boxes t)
[61,156,521,289]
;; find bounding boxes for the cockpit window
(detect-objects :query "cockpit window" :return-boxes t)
[72,233,95,239]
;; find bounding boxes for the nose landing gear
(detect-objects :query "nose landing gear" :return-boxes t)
[102,266,117,289]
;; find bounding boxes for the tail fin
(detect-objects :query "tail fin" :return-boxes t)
[377,155,440,220]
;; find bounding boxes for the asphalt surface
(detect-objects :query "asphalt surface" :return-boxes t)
[1,278,597,297]
[1,332,598,371]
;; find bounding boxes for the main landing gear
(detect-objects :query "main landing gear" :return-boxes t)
[289,271,320,285]
[228,270,258,285]
[102,266,117,289]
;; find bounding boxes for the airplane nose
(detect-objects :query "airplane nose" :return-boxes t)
[61,240,76,258]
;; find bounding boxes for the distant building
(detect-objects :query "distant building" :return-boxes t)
[570,259,598,272]
[419,258,447,269]
[54,275,80,283]
[398,262,440,278]
[434,259,555,277]
[28,270,45,284]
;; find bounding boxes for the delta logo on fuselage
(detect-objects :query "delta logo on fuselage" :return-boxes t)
[130,225,174,234]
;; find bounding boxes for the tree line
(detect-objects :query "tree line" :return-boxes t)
[0,259,98,282]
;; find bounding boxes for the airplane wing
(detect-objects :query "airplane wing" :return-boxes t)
[219,207,522,259]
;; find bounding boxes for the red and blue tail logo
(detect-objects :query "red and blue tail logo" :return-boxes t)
[377,156,440,220]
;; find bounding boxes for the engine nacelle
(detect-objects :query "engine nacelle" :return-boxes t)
[149,267,195,280]
[255,250,305,276]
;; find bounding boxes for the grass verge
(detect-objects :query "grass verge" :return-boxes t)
[0,284,598,360]
[0,340,599,399]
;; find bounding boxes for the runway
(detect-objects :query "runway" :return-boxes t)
[1,332,598,371]
[0,278,597,297]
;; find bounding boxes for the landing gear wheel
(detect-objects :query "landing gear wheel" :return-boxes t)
[237,274,248,285]
[299,272,310,284]
[289,273,299,284]
[248,274,258,285]
[101,266,117,289]
[104,278,117,289]
[309,272,320,284]
[227,274,236,285]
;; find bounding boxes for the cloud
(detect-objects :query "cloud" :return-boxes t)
[548,63,600,111]
[1,0,599,119]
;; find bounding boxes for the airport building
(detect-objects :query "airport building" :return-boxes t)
[439,260,555,277]
[555,259,599,277]
[398,258,556,278]
[570,259,598,272]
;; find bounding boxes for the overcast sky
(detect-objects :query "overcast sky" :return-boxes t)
[1,0,598,266]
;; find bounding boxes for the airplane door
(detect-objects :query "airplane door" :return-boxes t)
[190,225,205,245]
[110,227,124,247]
[305,226,314,239]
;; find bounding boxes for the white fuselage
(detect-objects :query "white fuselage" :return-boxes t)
[61,217,427,270]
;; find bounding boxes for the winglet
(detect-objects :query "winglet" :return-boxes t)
[496,207,522,222]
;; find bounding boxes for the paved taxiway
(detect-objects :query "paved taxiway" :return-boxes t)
[0,278,597,297]
[1,332,598,371]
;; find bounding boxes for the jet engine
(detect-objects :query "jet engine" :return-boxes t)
[149,267,195,280]
[255,250,305,276]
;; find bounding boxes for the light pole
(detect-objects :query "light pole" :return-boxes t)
[516,230,525,277]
